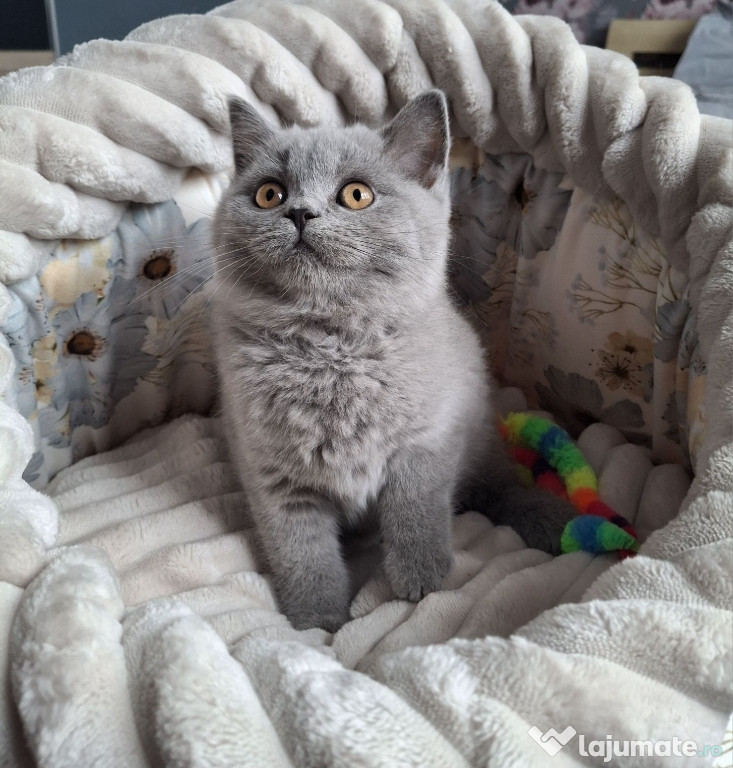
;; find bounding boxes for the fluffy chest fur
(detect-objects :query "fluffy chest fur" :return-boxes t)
[221,319,430,514]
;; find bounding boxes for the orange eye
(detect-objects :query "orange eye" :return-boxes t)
[255,182,286,209]
[338,182,374,210]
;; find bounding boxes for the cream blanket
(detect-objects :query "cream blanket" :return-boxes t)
[9,391,727,768]
[0,0,732,766]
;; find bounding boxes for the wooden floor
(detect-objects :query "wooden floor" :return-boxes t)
[0,50,54,77]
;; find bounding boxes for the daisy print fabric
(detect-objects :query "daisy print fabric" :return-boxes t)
[1,171,226,488]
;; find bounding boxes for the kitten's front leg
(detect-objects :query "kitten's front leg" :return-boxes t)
[377,448,455,602]
[252,492,350,632]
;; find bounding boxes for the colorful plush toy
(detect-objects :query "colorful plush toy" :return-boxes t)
[499,412,639,559]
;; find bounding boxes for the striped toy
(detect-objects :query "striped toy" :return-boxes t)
[499,413,639,559]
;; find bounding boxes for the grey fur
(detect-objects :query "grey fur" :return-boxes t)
[212,91,575,632]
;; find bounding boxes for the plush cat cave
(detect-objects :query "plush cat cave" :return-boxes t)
[1,1,731,764]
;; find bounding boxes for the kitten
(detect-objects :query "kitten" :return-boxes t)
[212,91,575,632]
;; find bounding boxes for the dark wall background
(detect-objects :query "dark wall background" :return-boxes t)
[50,0,221,54]
[0,0,219,54]
[0,0,49,49]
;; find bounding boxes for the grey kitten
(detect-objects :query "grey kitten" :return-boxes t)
[212,91,575,632]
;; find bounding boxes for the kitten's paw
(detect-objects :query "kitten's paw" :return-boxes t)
[280,588,350,632]
[288,607,350,633]
[385,546,453,602]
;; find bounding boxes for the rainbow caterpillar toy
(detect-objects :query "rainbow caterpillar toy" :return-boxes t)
[499,413,639,559]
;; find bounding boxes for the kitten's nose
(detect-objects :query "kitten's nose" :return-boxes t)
[286,207,318,235]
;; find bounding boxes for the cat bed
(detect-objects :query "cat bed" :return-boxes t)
[7,403,694,766]
[1,1,732,765]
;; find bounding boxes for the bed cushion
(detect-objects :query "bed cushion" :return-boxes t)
[0,1,731,765]
[674,9,733,120]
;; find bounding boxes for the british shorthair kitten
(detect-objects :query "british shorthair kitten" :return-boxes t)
[212,91,574,631]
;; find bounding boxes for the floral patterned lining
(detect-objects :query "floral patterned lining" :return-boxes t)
[449,142,704,468]
[1,154,705,488]
[2,172,228,487]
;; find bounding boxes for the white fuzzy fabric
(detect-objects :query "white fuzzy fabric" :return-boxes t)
[4,401,730,767]
[0,0,732,764]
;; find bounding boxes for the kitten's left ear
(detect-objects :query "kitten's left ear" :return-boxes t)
[228,97,276,175]
[381,90,450,189]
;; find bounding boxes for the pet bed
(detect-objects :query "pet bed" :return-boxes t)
[1,1,731,766]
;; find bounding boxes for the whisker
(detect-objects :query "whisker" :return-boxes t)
[196,261,250,318]
[129,254,241,305]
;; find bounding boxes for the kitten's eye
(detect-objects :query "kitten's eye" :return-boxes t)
[338,182,374,210]
[254,182,286,209]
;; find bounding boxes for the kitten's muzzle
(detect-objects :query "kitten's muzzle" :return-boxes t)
[286,207,319,237]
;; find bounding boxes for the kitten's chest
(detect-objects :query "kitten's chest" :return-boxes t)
[235,330,413,511]
[240,329,414,462]
[251,332,403,426]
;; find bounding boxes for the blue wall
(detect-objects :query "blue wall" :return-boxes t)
[49,0,220,54]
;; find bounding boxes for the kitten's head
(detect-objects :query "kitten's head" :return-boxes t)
[214,91,451,314]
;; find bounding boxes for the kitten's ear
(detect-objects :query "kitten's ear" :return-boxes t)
[381,91,449,189]
[228,97,275,175]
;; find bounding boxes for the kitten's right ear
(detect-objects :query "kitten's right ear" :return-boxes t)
[381,90,450,189]
[228,97,275,175]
